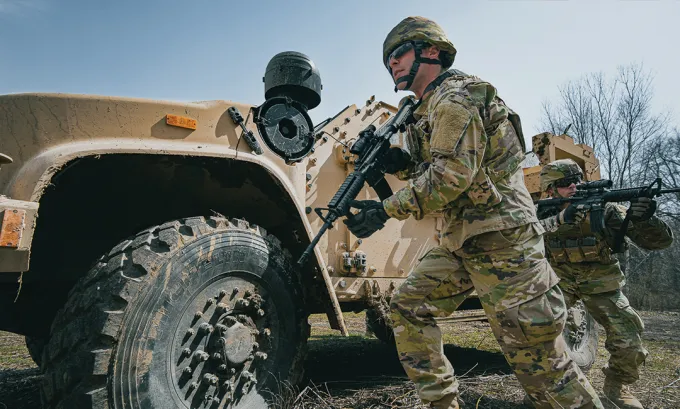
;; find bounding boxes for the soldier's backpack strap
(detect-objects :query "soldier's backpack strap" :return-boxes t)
[506,108,526,152]
[420,70,455,100]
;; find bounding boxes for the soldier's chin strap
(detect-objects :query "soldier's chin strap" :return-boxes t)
[393,41,442,92]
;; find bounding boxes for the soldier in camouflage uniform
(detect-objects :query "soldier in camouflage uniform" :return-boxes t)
[343,16,603,409]
[538,159,674,409]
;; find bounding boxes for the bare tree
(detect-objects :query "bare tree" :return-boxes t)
[626,218,680,311]
[539,100,567,136]
[541,63,679,311]
[614,64,669,187]
[540,78,598,150]
[586,72,618,184]
[540,63,671,188]
[644,128,680,220]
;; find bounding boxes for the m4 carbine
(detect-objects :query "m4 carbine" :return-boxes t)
[297,98,417,266]
[536,178,680,251]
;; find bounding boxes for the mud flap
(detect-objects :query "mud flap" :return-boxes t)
[313,245,348,335]
[0,197,39,272]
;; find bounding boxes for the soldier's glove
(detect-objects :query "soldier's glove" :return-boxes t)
[558,203,587,225]
[343,200,391,238]
[629,197,657,221]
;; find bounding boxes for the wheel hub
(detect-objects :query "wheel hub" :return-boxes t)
[170,280,273,407]
[222,323,254,366]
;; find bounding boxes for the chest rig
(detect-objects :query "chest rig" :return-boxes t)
[545,213,613,264]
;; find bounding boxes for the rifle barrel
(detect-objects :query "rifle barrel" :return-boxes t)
[297,220,332,266]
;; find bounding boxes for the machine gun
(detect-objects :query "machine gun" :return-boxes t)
[536,177,680,251]
[297,98,417,266]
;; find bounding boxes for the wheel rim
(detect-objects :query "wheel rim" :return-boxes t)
[170,274,275,408]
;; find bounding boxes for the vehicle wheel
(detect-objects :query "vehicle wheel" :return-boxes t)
[365,305,394,345]
[40,216,310,409]
[24,336,46,367]
[563,299,598,371]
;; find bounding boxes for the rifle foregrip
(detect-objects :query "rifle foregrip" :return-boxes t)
[297,172,366,266]
[328,172,366,215]
[602,189,647,202]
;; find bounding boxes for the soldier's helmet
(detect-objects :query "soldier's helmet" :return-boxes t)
[382,16,457,69]
[540,159,584,191]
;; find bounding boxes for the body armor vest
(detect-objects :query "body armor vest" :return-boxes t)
[419,75,526,209]
[545,212,614,264]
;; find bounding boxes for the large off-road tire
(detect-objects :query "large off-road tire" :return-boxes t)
[40,216,310,409]
[563,300,599,371]
[24,336,46,367]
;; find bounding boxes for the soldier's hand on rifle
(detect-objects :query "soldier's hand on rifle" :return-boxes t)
[629,197,657,221]
[343,200,391,238]
[558,203,587,225]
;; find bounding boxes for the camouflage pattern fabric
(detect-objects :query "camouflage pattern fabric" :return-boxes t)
[382,73,538,251]
[544,202,673,385]
[545,203,673,268]
[383,16,457,68]
[561,290,648,384]
[391,224,604,409]
[539,159,584,192]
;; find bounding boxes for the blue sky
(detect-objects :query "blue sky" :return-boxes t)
[1,0,678,140]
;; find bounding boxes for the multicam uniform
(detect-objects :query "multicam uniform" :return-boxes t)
[539,199,673,387]
[382,69,602,409]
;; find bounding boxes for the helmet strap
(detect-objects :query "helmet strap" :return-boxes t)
[393,41,442,92]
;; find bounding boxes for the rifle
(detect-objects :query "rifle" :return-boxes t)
[536,178,680,251]
[297,98,417,266]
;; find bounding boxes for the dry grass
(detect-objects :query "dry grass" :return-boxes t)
[300,311,680,409]
[0,332,33,370]
[1,311,678,409]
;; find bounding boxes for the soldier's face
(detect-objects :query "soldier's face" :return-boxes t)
[388,44,416,89]
[552,175,581,198]
[556,185,577,198]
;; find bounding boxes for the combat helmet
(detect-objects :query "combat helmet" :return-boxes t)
[540,159,584,191]
[383,16,457,92]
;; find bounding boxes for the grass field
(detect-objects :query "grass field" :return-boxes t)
[1,311,678,408]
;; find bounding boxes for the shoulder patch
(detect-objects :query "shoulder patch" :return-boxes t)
[429,101,473,154]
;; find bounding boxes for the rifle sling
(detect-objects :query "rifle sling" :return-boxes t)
[613,212,631,253]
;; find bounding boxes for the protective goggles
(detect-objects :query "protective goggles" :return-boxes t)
[386,41,433,71]
[386,42,415,66]
[553,175,582,188]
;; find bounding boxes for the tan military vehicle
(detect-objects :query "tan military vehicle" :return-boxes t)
[0,52,599,409]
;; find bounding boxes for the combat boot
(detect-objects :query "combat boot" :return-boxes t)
[603,377,643,409]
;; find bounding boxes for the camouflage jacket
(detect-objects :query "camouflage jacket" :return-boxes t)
[382,73,538,250]
[541,202,674,265]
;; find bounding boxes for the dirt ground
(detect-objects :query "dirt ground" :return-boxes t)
[1,311,679,409]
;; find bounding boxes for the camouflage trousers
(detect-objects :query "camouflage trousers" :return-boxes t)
[555,263,649,384]
[390,224,603,409]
